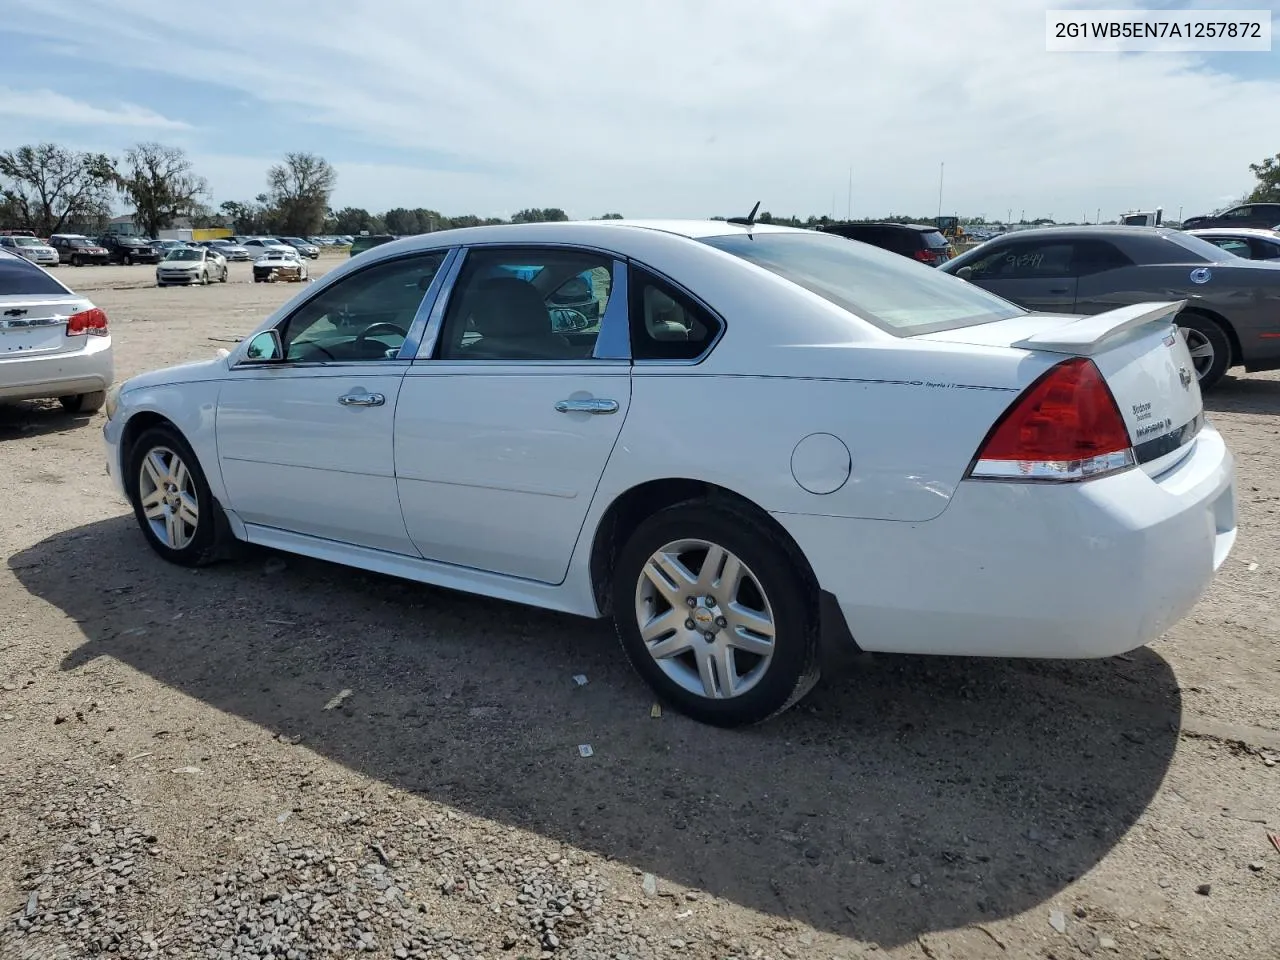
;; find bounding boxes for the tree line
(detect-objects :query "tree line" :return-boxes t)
[3,140,1277,240]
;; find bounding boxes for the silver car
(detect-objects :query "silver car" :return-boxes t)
[0,235,60,267]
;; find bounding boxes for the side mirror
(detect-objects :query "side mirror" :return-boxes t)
[955,266,974,281]
[243,329,284,363]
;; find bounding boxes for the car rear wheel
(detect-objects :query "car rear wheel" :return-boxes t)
[219,266,228,282]
[1178,313,1231,390]
[612,501,820,727]
[71,255,82,267]
[59,391,106,414]
[126,425,232,567]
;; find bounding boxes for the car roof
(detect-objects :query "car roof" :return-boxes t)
[977,224,1183,241]
[824,221,941,233]
[1188,227,1280,238]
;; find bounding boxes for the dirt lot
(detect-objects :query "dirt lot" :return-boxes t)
[2,256,1278,960]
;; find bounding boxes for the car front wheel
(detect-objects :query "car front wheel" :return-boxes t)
[612,501,820,727]
[126,425,232,567]
[1178,313,1231,390]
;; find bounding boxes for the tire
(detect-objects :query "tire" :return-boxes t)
[126,424,234,567]
[123,254,131,266]
[200,268,210,286]
[71,255,82,267]
[59,391,106,414]
[219,266,228,283]
[612,500,820,727]
[1178,312,1231,391]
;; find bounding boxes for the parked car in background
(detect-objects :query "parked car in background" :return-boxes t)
[0,235,59,267]
[1186,228,1280,261]
[150,239,187,257]
[1181,203,1280,231]
[49,235,110,266]
[0,249,112,413]
[276,237,321,259]
[241,238,295,258]
[99,235,162,265]
[156,247,228,286]
[349,234,397,257]
[819,221,954,266]
[200,239,252,262]
[103,220,1234,727]
[252,248,308,282]
[940,225,1280,389]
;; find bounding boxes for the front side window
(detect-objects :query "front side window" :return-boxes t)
[1223,206,1252,220]
[436,247,613,360]
[704,231,1023,336]
[278,252,446,363]
[966,241,1074,279]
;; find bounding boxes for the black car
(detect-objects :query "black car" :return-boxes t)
[98,235,162,265]
[349,234,397,257]
[1181,202,1280,231]
[818,221,953,266]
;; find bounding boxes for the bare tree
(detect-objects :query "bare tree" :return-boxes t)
[0,143,116,235]
[117,143,209,239]
[267,153,337,236]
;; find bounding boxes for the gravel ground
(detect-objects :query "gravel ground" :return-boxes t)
[1,257,1278,960]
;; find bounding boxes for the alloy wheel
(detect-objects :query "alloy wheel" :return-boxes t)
[137,446,199,550]
[1179,326,1215,380]
[634,538,776,699]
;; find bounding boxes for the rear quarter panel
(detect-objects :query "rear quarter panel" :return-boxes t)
[596,344,1030,524]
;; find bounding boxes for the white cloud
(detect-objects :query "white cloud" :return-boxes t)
[0,87,190,131]
[4,0,1279,219]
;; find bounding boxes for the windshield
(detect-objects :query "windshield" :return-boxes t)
[13,237,42,247]
[1162,231,1240,262]
[69,238,94,247]
[701,231,1024,335]
[166,249,202,261]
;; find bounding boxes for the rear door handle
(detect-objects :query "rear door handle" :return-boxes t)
[338,392,385,407]
[1048,287,1070,294]
[555,398,619,415]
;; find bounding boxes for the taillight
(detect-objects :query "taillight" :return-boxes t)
[967,357,1134,482]
[912,249,938,264]
[66,307,109,337]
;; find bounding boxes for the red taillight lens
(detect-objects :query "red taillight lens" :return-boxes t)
[912,249,938,263]
[66,307,109,337]
[968,357,1134,482]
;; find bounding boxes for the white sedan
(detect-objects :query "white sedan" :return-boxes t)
[102,220,1236,726]
[1,250,112,413]
[156,247,228,286]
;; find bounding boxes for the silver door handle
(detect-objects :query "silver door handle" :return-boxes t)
[555,398,619,415]
[338,392,385,407]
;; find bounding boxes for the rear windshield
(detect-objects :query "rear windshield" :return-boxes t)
[0,257,69,295]
[923,231,951,249]
[701,231,1024,335]
[1161,231,1235,262]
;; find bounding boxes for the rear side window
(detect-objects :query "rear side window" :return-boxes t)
[629,267,721,361]
[702,231,1023,336]
[1072,240,1133,275]
[0,257,68,296]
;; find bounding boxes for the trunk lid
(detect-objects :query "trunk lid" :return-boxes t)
[0,294,96,358]
[921,301,1202,476]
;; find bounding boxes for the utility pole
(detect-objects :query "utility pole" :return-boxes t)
[846,166,852,220]
[936,162,945,220]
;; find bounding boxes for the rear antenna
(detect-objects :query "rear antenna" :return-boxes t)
[727,201,761,227]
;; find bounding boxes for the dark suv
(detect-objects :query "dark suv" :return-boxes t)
[819,221,954,266]
[1181,202,1280,231]
[98,234,161,265]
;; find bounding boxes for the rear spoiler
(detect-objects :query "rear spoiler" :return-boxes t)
[1011,301,1185,356]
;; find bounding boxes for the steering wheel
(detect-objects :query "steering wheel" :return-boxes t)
[356,321,409,343]
[551,307,590,332]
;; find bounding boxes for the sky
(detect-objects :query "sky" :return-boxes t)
[0,0,1277,223]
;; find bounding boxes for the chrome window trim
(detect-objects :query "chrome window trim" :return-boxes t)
[592,258,630,360]
[411,247,469,361]
[231,248,455,372]
[397,246,461,359]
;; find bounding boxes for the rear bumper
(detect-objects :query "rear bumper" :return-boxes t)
[0,336,114,402]
[776,424,1236,659]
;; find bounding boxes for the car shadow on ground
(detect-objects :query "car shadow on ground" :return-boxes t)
[12,515,1181,948]
[1204,374,1280,416]
[0,401,95,441]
